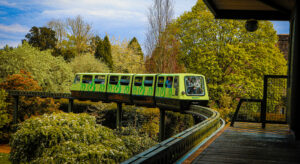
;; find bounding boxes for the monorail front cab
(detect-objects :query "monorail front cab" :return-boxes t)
[155,74,209,110]
[181,74,209,108]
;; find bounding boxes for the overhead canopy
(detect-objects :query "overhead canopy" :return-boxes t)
[203,0,295,20]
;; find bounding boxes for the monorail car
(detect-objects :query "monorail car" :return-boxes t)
[70,73,209,110]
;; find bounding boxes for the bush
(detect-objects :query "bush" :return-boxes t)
[0,71,60,122]
[70,53,110,74]
[0,89,11,142]
[9,113,157,163]
[0,42,73,92]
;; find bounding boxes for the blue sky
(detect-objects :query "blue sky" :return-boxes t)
[0,0,290,48]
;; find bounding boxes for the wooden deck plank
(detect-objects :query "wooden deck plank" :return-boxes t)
[190,122,300,164]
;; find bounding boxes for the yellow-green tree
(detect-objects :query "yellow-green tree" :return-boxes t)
[175,0,287,109]
[111,39,145,73]
[0,42,73,92]
[70,53,110,74]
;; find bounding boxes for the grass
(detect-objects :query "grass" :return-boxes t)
[0,153,10,164]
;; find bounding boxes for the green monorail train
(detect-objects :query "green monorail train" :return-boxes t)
[70,73,209,110]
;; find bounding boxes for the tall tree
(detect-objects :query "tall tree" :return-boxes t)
[24,26,57,51]
[47,19,66,48]
[128,37,144,60]
[66,15,93,54]
[175,0,287,108]
[145,0,174,57]
[102,35,113,70]
[145,24,184,73]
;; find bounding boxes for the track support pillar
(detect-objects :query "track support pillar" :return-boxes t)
[117,102,122,130]
[159,108,166,142]
[68,98,74,113]
[13,96,19,125]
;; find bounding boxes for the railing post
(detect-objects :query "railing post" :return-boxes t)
[159,108,166,141]
[116,103,122,130]
[261,75,268,129]
[68,98,74,113]
[230,99,243,127]
[13,96,19,125]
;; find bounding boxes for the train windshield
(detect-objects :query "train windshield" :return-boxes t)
[185,76,205,96]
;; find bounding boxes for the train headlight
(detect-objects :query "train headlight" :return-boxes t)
[181,91,185,95]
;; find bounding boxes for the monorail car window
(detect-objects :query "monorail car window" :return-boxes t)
[185,76,205,96]
[74,75,80,83]
[174,76,179,96]
[94,75,105,84]
[120,76,130,86]
[134,76,143,86]
[165,76,173,88]
[82,75,93,84]
[157,77,164,87]
[144,76,153,87]
[109,76,119,85]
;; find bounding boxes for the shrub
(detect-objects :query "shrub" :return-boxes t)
[10,113,150,163]
[0,71,60,122]
[0,89,11,142]
[0,42,73,92]
[70,53,110,74]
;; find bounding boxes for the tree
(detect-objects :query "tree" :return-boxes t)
[128,37,144,60]
[47,19,67,48]
[0,70,59,122]
[66,15,93,54]
[145,23,185,73]
[175,0,287,108]
[103,35,113,69]
[111,39,145,73]
[70,53,110,74]
[0,42,73,92]
[95,35,113,70]
[145,0,174,57]
[24,26,57,51]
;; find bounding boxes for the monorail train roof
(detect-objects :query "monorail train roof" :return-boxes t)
[75,73,204,76]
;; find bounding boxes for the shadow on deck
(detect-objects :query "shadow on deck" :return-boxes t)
[184,122,300,164]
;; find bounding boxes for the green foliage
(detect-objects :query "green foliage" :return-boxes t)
[9,113,130,163]
[175,0,287,109]
[0,70,60,122]
[165,111,194,138]
[0,42,73,92]
[95,35,113,70]
[146,23,185,73]
[0,153,10,164]
[52,47,76,62]
[111,38,145,73]
[128,37,144,60]
[24,26,57,51]
[116,126,158,155]
[0,89,11,142]
[70,53,110,74]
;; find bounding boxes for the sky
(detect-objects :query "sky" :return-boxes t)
[0,0,290,48]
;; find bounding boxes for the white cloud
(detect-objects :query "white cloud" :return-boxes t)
[0,24,29,33]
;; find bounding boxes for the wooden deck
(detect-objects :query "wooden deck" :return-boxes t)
[187,122,300,164]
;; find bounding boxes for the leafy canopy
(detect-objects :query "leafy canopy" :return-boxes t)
[0,42,73,92]
[24,26,57,51]
[175,0,287,108]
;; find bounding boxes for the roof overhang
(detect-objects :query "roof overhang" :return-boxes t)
[203,0,295,20]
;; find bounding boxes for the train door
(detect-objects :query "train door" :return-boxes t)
[156,76,165,97]
[94,74,106,93]
[107,75,120,94]
[144,76,155,96]
[81,74,94,91]
[120,75,131,94]
[172,76,179,97]
[165,76,173,98]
